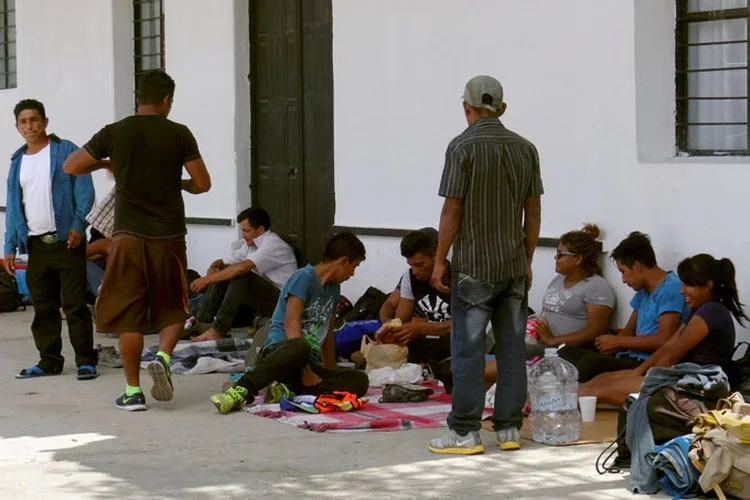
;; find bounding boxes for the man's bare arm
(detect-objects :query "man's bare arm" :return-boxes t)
[63,149,111,175]
[395,298,416,324]
[523,196,541,263]
[183,157,211,194]
[284,296,305,339]
[431,198,463,293]
[610,312,682,353]
[436,197,463,263]
[207,259,224,274]
[379,289,401,323]
[617,312,638,337]
[321,316,337,370]
[86,238,112,259]
[204,260,256,284]
[418,320,451,336]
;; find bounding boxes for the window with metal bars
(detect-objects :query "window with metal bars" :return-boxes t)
[133,0,164,105]
[676,0,750,155]
[0,0,16,90]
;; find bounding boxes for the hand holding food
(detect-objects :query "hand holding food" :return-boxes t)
[375,318,402,343]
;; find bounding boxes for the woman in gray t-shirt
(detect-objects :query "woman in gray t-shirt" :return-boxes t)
[528,224,616,357]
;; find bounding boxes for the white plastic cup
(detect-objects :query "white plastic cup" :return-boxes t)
[579,396,597,423]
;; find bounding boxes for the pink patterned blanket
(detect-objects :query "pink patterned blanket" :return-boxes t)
[244,382,493,433]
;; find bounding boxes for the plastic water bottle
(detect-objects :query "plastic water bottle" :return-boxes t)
[528,347,581,445]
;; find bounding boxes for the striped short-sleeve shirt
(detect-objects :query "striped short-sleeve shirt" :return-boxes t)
[438,118,543,282]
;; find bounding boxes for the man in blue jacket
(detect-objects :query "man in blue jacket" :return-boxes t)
[3,99,98,380]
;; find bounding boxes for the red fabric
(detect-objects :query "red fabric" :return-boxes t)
[313,391,367,413]
[0,259,25,270]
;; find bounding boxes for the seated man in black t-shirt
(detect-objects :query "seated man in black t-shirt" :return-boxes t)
[377,229,451,364]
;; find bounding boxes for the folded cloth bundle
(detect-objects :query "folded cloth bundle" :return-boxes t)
[279,392,368,414]
[645,434,701,499]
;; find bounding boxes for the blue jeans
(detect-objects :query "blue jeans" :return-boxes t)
[86,260,105,297]
[447,272,528,435]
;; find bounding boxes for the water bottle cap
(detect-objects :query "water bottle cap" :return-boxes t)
[544,348,558,357]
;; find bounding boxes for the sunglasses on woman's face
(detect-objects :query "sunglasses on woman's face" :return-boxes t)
[555,249,577,259]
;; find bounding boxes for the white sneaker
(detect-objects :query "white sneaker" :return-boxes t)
[496,427,521,450]
[428,430,484,455]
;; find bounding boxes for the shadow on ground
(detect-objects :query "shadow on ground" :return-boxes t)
[1,309,643,499]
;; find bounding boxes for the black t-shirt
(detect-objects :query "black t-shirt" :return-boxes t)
[89,227,106,244]
[399,268,451,322]
[681,301,736,373]
[84,115,201,238]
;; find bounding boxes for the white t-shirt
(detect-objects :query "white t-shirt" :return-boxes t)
[223,230,298,288]
[19,144,56,236]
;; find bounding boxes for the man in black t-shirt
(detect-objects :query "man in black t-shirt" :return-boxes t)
[378,230,451,364]
[64,70,212,411]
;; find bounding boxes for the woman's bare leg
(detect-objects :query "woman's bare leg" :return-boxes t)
[579,372,644,407]
[485,359,497,390]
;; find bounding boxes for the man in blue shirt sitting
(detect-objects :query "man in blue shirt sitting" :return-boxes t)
[211,231,370,414]
[560,231,689,381]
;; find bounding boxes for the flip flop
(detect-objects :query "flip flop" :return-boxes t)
[76,365,99,380]
[15,366,60,379]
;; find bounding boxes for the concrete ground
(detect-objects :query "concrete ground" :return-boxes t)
[0,309,656,499]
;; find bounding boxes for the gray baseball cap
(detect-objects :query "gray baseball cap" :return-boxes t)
[462,75,504,113]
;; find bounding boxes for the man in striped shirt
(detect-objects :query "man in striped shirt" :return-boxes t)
[429,75,543,455]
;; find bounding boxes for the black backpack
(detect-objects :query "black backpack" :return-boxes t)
[0,268,23,313]
[335,286,388,329]
[728,342,750,399]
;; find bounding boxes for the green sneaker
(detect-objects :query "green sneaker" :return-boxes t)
[147,356,173,402]
[210,386,249,415]
[264,382,294,404]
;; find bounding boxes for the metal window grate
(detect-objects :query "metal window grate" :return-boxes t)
[676,1,750,155]
[133,0,164,106]
[0,0,16,90]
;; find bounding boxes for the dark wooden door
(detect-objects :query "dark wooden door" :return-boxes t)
[250,0,334,264]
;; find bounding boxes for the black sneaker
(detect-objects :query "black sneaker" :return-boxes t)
[612,453,631,470]
[115,392,147,411]
[147,356,174,402]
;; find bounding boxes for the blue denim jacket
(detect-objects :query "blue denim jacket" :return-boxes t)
[4,134,95,255]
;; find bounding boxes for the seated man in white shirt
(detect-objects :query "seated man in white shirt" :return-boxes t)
[189,207,298,342]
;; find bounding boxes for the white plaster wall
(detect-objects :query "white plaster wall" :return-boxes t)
[0,0,247,274]
[0,0,128,204]
[164,0,237,220]
[334,0,750,341]
[163,0,246,272]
